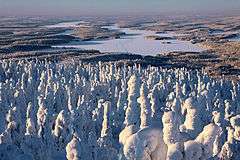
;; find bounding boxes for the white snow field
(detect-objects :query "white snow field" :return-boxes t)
[0,59,240,160]
[52,24,204,56]
[45,21,88,28]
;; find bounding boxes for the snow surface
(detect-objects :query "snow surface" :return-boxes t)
[45,21,88,28]
[52,23,204,56]
[0,60,240,160]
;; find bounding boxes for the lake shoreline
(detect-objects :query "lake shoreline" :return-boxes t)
[48,21,205,56]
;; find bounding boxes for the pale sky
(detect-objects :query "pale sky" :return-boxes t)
[0,0,240,16]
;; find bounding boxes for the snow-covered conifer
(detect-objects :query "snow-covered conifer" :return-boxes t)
[138,82,151,128]
[66,134,81,160]
[124,74,141,127]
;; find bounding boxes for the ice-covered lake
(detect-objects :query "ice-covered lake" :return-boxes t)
[48,21,205,56]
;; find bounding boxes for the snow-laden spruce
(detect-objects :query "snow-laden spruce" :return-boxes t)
[0,59,239,160]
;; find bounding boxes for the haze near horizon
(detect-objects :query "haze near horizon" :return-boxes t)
[0,0,240,16]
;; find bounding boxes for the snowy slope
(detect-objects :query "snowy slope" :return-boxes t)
[0,60,239,160]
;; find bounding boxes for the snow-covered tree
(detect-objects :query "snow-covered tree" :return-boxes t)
[138,82,151,128]
[66,134,81,160]
[0,59,239,160]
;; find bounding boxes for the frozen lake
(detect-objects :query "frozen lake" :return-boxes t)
[49,22,205,56]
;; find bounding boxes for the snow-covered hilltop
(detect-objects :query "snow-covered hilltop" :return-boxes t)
[0,59,239,160]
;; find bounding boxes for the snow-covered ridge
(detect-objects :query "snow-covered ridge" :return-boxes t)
[45,21,88,28]
[0,60,239,160]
